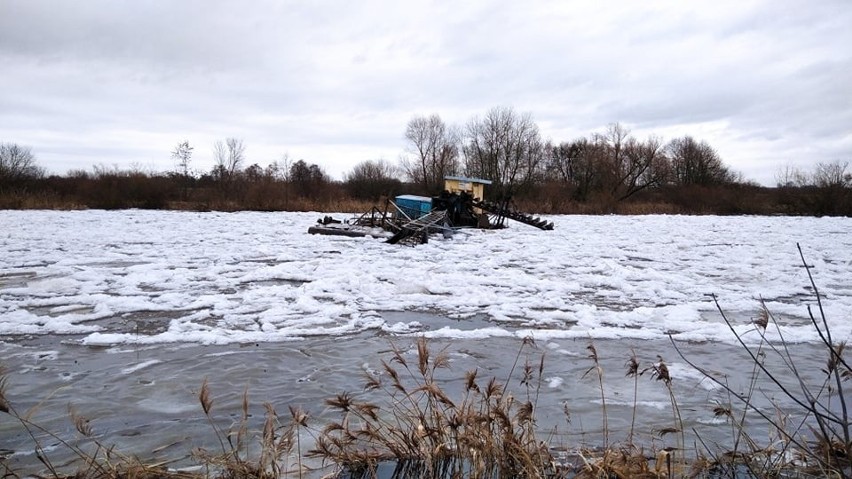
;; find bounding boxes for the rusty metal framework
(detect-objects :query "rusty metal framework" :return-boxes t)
[308,193,553,245]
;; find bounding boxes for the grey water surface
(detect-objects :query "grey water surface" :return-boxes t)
[0,310,835,476]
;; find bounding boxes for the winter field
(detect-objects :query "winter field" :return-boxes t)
[1,210,851,473]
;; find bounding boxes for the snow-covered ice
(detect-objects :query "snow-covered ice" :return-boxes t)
[1,210,850,345]
[3,210,849,476]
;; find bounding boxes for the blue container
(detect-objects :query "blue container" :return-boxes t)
[395,195,432,219]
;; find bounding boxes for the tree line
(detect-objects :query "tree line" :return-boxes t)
[395,108,739,201]
[1,106,850,215]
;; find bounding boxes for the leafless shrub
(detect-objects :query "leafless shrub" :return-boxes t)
[672,244,851,476]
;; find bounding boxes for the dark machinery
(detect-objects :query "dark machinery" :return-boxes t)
[309,177,553,245]
[384,191,553,245]
[432,190,554,231]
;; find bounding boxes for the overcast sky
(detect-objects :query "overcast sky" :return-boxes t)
[1,0,850,185]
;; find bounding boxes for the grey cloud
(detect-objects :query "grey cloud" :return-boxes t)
[0,0,850,184]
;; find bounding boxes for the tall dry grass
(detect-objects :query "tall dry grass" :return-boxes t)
[307,337,560,478]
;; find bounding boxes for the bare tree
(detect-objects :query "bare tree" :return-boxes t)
[667,136,733,186]
[589,123,628,198]
[289,159,329,198]
[171,140,193,200]
[775,164,810,188]
[213,138,245,178]
[813,160,851,188]
[544,141,577,184]
[580,124,668,200]
[0,143,44,187]
[545,127,669,202]
[618,135,668,200]
[172,140,193,175]
[775,161,850,189]
[275,154,293,208]
[463,106,543,198]
[595,123,630,191]
[345,159,402,200]
[640,136,672,188]
[212,138,245,196]
[243,163,264,183]
[402,114,460,192]
[544,138,603,201]
[803,160,852,215]
[267,155,288,180]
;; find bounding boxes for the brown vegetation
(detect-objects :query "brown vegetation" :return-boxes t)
[1,164,850,216]
[1,112,850,215]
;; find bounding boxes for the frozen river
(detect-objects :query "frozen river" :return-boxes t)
[1,210,851,474]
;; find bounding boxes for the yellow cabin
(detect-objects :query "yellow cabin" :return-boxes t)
[443,176,492,201]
